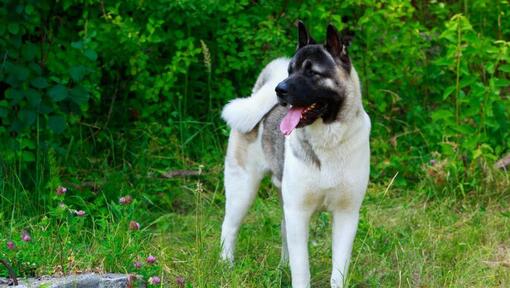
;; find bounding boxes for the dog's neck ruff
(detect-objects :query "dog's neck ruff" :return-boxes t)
[295,110,365,152]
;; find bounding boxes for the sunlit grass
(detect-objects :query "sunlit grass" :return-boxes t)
[1,125,509,287]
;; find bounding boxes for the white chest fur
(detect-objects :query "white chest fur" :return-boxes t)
[282,111,371,212]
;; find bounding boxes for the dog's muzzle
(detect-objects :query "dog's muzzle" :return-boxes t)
[275,81,289,106]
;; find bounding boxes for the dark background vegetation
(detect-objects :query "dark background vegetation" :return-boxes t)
[1,0,509,285]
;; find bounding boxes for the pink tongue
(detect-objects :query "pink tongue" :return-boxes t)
[280,107,305,136]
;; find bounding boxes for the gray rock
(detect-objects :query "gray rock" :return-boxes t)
[1,273,144,288]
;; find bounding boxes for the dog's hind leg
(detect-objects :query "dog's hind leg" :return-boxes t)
[280,218,289,264]
[220,131,265,263]
[277,190,289,266]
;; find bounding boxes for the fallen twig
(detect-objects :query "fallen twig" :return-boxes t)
[67,181,102,192]
[482,260,510,268]
[495,154,510,170]
[160,170,202,179]
[0,258,18,286]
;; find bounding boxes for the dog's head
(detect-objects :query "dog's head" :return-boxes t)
[276,21,357,136]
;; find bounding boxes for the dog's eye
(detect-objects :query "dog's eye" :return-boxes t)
[307,69,321,77]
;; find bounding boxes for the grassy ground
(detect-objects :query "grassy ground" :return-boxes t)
[159,182,510,287]
[0,159,510,287]
[1,126,510,287]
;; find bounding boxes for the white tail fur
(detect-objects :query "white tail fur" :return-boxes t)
[221,58,290,133]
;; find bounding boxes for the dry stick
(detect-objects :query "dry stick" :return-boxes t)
[67,181,102,192]
[495,154,510,170]
[0,259,18,286]
[160,170,202,179]
[101,81,119,132]
[482,260,510,268]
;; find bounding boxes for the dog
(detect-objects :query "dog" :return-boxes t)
[220,21,370,288]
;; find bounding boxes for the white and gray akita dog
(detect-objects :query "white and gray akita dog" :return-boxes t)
[220,21,370,288]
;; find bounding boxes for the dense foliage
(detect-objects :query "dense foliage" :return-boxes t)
[1,0,509,208]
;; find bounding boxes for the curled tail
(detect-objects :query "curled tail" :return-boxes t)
[221,58,289,133]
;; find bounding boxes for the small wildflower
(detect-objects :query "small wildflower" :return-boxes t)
[149,276,161,285]
[7,241,15,250]
[119,195,133,205]
[176,276,185,287]
[429,159,437,165]
[146,255,156,264]
[56,186,67,195]
[129,221,140,231]
[75,210,86,217]
[22,232,31,242]
[133,261,142,269]
[59,202,66,209]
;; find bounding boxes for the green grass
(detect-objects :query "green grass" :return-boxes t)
[0,153,510,287]
[157,182,510,287]
[1,126,510,287]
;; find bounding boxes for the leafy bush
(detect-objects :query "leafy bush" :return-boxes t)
[0,1,99,164]
[1,0,509,198]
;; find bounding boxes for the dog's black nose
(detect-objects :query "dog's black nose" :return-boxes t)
[275,82,288,97]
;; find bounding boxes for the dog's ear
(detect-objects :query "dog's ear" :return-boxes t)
[325,24,351,70]
[297,20,315,49]
[325,24,342,59]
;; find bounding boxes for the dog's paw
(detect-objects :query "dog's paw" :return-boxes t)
[219,251,234,267]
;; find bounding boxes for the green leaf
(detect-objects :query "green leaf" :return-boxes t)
[0,108,8,118]
[29,62,42,75]
[453,124,474,134]
[22,43,38,61]
[69,65,88,82]
[19,109,36,126]
[22,150,35,162]
[494,78,510,87]
[48,85,68,102]
[25,89,42,107]
[71,41,84,49]
[69,85,89,105]
[0,100,8,118]
[30,77,49,89]
[442,86,456,100]
[8,23,19,34]
[499,64,510,73]
[24,4,34,15]
[20,138,35,149]
[10,64,30,81]
[485,62,495,74]
[48,115,66,134]
[5,88,23,101]
[39,103,53,114]
[431,109,453,121]
[84,49,97,61]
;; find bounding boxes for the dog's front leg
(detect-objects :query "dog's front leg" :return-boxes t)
[284,204,314,288]
[330,210,360,288]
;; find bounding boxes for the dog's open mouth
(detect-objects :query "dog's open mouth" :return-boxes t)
[280,102,327,136]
